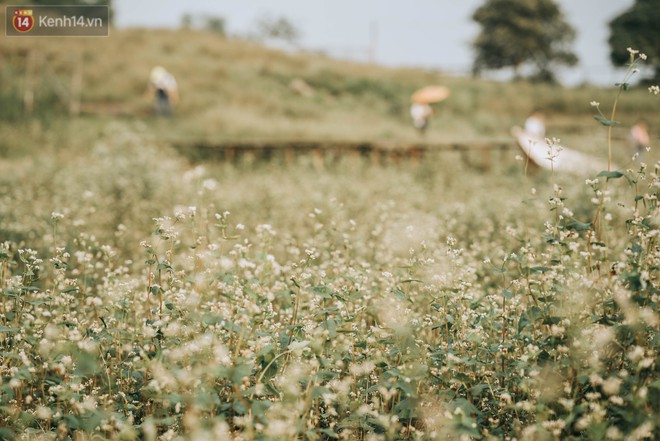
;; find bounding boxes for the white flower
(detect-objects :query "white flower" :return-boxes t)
[202,178,218,191]
[36,406,53,420]
[590,101,599,107]
[602,377,622,395]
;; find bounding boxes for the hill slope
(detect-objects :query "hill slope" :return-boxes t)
[0,27,657,146]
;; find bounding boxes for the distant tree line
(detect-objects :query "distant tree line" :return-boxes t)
[472,0,658,83]
[608,0,660,82]
[179,13,299,46]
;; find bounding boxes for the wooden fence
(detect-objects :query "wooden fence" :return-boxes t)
[172,139,517,169]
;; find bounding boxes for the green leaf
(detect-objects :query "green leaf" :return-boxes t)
[518,312,530,333]
[393,288,407,301]
[312,386,332,400]
[471,384,489,397]
[542,316,562,325]
[454,421,483,439]
[401,279,423,284]
[647,380,660,412]
[565,220,592,231]
[230,363,252,384]
[326,318,337,338]
[63,414,82,430]
[0,326,19,333]
[431,321,452,331]
[394,397,415,419]
[232,399,248,415]
[251,400,271,418]
[74,351,100,375]
[596,170,625,180]
[521,266,553,276]
[310,285,333,299]
[587,422,608,440]
[318,428,339,439]
[594,115,620,127]
[530,266,552,274]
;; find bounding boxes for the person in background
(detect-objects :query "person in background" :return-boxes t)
[410,102,434,135]
[629,119,650,159]
[524,108,546,139]
[148,66,179,116]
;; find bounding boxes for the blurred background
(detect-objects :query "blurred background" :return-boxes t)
[0,0,658,156]
[112,0,635,86]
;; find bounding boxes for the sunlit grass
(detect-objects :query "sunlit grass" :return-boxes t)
[1,115,658,440]
[0,30,659,440]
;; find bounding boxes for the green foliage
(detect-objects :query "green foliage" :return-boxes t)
[205,16,226,36]
[594,114,620,127]
[472,0,578,82]
[256,15,300,45]
[608,0,660,81]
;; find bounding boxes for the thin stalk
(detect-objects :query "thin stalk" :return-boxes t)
[146,262,153,321]
[284,278,302,367]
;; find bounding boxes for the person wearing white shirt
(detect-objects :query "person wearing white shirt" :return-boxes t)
[410,103,434,135]
[524,109,545,139]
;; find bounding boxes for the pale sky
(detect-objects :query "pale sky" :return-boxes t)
[113,0,634,86]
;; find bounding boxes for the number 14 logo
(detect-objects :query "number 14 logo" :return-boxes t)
[13,9,35,33]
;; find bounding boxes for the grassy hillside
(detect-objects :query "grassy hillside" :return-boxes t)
[1,27,658,150]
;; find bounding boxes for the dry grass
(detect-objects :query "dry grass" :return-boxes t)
[1,27,658,146]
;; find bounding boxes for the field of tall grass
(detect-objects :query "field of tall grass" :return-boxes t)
[0,27,659,441]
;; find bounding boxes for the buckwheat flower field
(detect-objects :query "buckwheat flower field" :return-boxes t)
[0,51,658,440]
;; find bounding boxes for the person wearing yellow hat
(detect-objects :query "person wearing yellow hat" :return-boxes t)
[148,66,179,116]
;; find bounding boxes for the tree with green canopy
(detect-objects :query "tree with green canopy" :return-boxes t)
[608,0,660,81]
[471,0,578,83]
